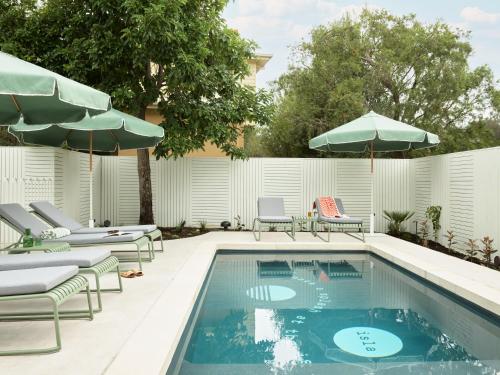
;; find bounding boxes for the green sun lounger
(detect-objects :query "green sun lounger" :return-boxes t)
[30,201,164,254]
[0,203,151,270]
[252,197,295,241]
[0,249,122,313]
[0,266,93,355]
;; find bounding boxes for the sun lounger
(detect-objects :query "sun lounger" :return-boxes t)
[30,201,164,253]
[252,197,295,241]
[0,249,122,312]
[313,197,365,242]
[0,266,93,355]
[0,203,151,270]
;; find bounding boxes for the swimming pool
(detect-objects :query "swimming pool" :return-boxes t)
[167,251,500,374]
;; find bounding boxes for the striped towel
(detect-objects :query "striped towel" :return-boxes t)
[317,196,341,218]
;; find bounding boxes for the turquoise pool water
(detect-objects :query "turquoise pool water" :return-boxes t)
[167,252,500,374]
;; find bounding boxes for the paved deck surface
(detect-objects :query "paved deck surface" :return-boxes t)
[1,232,499,375]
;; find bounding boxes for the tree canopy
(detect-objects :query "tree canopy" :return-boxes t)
[260,10,500,157]
[0,0,273,222]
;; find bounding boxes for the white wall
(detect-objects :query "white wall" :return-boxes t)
[2,146,499,254]
[100,156,413,232]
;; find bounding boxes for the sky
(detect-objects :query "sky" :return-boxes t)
[223,0,500,89]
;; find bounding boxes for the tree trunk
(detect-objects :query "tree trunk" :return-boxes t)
[137,105,155,224]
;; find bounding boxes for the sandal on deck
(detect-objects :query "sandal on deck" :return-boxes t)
[120,270,136,278]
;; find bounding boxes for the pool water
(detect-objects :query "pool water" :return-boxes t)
[167,252,500,374]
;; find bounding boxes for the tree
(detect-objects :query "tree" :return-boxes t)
[0,0,272,223]
[262,10,500,157]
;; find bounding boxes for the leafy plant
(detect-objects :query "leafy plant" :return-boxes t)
[383,210,414,236]
[425,206,442,242]
[444,230,457,254]
[234,215,245,231]
[199,220,207,232]
[419,220,429,247]
[175,219,186,234]
[464,239,479,261]
[479,236,497,266]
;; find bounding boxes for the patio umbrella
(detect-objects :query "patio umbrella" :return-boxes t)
[309,111,440,235]
[9,109,165,227]
[0,51,111,125]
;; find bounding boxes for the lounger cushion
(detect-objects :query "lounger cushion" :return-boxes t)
[0,203,49,237]
[50,231,143,245]
[0,249,111,271]
[258,216,293,223]
[258,197,288,217]
[73,225,156,234]
[30,201,83,231]
[318,215,363,224]
[0,266,78,296]
[30,201,157,234]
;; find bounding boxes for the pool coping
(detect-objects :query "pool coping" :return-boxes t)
[104,233,500,375]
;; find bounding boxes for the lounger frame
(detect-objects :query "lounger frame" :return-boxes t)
[0,274,93,355]
[312,219,365,242]
[0,216,152,271]
[252,218,296,241]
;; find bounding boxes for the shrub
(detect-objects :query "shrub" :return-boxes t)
[419,220,429,247]
[464,239,478,261]
[425,206,442,241]
[479,236,497,266]
[383,210,415,236]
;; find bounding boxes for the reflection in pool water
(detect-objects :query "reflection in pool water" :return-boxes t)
[167,253,500,375]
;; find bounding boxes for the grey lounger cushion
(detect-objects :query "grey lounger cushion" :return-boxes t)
[0,266,78,296]
[73,225,156,234]
[30,201,157,234]
[257,216,293,223]
[257,197,293,223]
[0,249,111,271]
[52,232,143,245]
[0,203,50,237]
[0,203,143,244]
[29,201,83,231]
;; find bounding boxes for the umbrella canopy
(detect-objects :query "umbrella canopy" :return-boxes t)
[0,51,111,125]
[309,111,440,152]
[9,109,164,228]
[309,111,440,235]
[9,109,164,151]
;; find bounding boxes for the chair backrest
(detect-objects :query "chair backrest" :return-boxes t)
[257,197,286,217]
[314,197,346,218]
[0,203,50,237]
[30,201,83,232]
[334,198,346,215]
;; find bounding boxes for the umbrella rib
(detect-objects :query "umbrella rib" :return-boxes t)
[108,129,120,150]
[10,95,21,112]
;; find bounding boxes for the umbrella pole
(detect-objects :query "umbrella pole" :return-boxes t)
[370,141,375,235]
[89,131,94,228]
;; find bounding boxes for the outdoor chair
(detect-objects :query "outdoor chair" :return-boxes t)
[252,197,295,241]
[0,203,151,270]
[30,201,164,253]
[0,266,93,355]
[313,197,365,242]
[0,249,122,313]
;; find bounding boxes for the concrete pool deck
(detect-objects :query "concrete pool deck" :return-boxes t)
[0,231,499,375]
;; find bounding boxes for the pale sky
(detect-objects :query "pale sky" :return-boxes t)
[223,1,500,89]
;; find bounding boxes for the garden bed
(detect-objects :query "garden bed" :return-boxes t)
[389,232,500,272]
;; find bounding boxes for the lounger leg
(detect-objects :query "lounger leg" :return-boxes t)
[116,264,123,292]
[159,232,164,252]
[136,243,143,271]
[85,285,94,321]
[53,300,62,352]
[252,219,261,241]
[328,225,331,242]
[93,273,103,313]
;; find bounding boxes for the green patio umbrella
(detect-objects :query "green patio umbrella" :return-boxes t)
[0,51,111,125]
[309,111,440,235]
[9,109,165,227]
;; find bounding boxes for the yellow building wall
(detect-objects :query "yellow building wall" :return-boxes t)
[119,55,270,157]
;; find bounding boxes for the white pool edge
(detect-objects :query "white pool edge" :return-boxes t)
[104,235,500,375]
